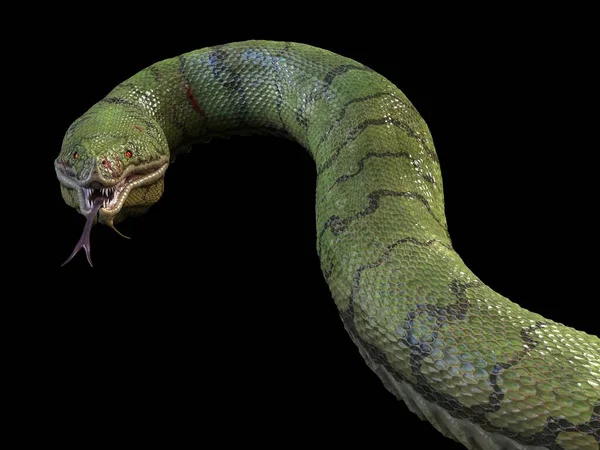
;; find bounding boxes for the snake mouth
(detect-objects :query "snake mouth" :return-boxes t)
[83,185,118,210]
[82,164,167,214]
[57,157,169,266]
[55,157,169,217]
[85,160,169,217]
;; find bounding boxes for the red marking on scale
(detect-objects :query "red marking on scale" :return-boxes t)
[184,84,206,118]
[102,158,119,178]
[134,125,143,132]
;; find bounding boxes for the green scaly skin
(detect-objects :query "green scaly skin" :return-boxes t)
[55,41,599,450]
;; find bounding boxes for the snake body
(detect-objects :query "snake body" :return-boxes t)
[55,41,599,449]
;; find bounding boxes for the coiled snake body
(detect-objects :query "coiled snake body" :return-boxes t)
[55,41,599,450]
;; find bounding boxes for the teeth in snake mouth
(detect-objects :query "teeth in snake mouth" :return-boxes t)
[83,185,118,210]
[78,162,169,213]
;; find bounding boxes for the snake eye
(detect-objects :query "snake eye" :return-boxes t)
[125,150,132,158]
[73,151,79,160]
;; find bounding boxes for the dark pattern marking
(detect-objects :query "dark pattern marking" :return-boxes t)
[208,46,249,117]
[101,97,139,108]
[315,91,416,151]
[318,117,438,175]
[518,403,600,448]
[343,241,600,449]
[403,279,475,383]
[488,321,547,412]
[271,42,292,130]
[326,151,437,193]
[295,64,373,130]
[320,190,447,244]
[350,236,453,284]
[115,82,139,91]
[178,54,187,77]
[147,65,164,83]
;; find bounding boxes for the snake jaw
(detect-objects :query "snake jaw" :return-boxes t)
[58,158,168,266]
[55,156,169,221]
[96,159,169,220]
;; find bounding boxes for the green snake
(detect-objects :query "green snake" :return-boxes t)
[55,41,599,450]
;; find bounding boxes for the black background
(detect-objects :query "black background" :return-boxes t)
[21,8,598,448]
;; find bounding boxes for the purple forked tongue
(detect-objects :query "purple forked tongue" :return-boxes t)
[62,197,105,267]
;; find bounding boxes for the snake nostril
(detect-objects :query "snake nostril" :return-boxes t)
[102,159,109,167]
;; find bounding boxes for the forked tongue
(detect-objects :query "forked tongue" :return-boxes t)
[62,198,104,267]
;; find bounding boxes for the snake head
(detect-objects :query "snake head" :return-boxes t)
[55,102,170,227]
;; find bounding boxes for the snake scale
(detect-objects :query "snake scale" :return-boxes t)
[55,41,599,450]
